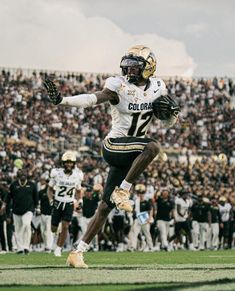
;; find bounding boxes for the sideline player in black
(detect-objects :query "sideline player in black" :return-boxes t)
[156,189,174,250]
[7,169,38,254]
[43,45,180,267]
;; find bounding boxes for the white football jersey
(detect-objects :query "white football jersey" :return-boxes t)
[219,203,232,222]
[104,76,166,138]
[49,167,84,203]
[175,197,190,222]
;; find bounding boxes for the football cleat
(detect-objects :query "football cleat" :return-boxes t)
[66,251,88,268]
[189,244,198,251]
[110,187,133,212]
[54,247,62,257]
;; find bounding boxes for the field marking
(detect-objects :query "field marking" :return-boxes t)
[0,265,235,286]
[0,263,235,271]
[205,255,235,258]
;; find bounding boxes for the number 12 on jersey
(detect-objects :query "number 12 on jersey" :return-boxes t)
[128,111,153,137]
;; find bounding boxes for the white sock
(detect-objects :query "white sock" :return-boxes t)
[120,180,132,191]
[56,246,62,251]
[76,240,89,253]
[52,233,58,250]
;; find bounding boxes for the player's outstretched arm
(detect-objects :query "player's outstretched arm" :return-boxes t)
[43,79,118,108]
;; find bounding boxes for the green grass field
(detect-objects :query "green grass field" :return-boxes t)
[0,250,235,290]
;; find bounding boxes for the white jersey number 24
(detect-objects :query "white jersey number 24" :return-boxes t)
[57,186,75,198]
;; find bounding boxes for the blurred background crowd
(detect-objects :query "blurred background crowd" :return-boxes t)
[0,68,234,254]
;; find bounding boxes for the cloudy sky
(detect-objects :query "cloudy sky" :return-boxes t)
[0,0,234,77]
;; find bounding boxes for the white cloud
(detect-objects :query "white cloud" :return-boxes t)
[185,23,207,38]
[0,0,196,77]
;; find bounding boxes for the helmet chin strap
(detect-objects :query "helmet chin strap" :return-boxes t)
[128,75,149,88]
[63,162,74,174]
[64,168,73,175]
[127,75,140,84]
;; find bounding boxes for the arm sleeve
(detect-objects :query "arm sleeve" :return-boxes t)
[61,93,97,108]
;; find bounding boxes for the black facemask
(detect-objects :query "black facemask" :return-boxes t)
[120,56,145,84]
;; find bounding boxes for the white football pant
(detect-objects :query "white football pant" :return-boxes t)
[128,219,153,250]
[199,222,209,250]
[13,211,33,251]
[40,214,53,250]
[157,220,170,248]
[192,220,199,248]
[207,223,219,249]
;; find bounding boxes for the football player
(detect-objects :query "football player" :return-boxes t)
[44,45,179,267]
[47,150,84,257]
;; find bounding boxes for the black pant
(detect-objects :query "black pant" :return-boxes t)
[51,201,74,227]
[102,137,153,208]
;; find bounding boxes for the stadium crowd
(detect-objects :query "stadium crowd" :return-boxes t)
[0,68,235,254]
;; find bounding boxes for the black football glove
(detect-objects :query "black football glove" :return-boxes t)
[152,95,180,120]
[43,79,63,105]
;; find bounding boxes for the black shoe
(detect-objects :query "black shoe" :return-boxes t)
[17,250,24,254]
[24,249,29,255]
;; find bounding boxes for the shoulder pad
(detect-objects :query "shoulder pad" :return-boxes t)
[104,76,123,93]
[150,77,166,88]
[50,168,59,178]
[73,168,84,177]
[151,78,167,95]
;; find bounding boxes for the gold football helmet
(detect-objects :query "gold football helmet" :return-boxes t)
[61,150,77,174]
[135,184,146,193]
[219,196,227,202]
[61,150,77,162]
[218,153,227,164]
[61,150,76,173]
[120,45,157,83]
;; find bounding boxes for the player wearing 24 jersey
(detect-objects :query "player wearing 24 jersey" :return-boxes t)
[44,45,179,267]
[47,151,83,257]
